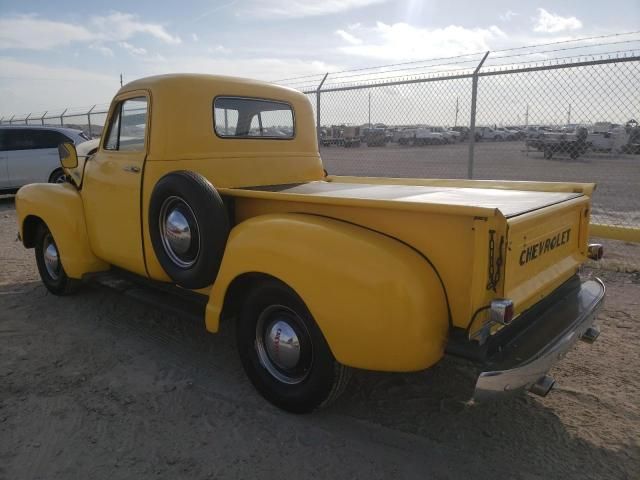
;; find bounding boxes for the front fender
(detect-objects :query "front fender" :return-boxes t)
[208,213,449,372]
[16,183,108,279]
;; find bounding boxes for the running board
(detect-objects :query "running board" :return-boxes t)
[87,269,208,324]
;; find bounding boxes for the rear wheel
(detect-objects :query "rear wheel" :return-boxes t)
[236,279,351,413]
[35,224,80,295]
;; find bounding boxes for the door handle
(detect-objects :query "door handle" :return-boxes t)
[123,165,141,173]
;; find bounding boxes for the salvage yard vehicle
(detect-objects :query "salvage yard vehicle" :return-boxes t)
[15,74,605,413]
[527,127,589,160]
[342,125,361,147]
[0,126,89,192]
[477,126,505,141]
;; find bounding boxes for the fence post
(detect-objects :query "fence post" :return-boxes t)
[467,51,490,179]
[41,111,47,126]
[25,113,31,125]
[316,73,329,151]
[9,115,15,125]
[87,105,96,138]
[59,108,67,127]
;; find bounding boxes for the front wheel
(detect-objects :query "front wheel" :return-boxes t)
[48,168,66,184]
[236,279,351,413]
[35,224,80,295]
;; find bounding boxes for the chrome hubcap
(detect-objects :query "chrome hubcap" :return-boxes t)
[43,234,61,280]
[255,305,312,384]
[159,196,200,268]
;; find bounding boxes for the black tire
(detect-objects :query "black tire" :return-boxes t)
[35,224,80,295]
[237,279,351,413]
[48,168,66,184]
[149,171,229,289]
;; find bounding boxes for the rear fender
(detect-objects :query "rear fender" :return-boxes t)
[207,213,449,372]
[16,183,108,279]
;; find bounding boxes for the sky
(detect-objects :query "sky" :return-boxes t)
[0,0,638,117]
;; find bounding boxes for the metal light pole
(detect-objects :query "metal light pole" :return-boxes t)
[567,104,571,125]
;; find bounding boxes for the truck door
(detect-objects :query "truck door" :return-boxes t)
[82,94,149,276]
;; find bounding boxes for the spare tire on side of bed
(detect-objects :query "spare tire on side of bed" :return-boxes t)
[149,170,230,289]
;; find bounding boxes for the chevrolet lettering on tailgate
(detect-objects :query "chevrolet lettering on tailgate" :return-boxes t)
[519,228,572,266]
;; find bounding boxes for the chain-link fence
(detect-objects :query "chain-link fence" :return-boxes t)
[279,53,640,240]
[1,48,638,243]
[0,104,110,138]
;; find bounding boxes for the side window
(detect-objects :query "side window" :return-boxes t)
[213,97,294,139]
[33,130,70,149]
[4,130,36,150]
[104,97,148,151]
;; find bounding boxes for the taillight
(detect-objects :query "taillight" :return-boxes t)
[587,243,604,260]
[490,299,514,325]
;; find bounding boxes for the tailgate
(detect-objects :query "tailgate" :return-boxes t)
[503,196,590,314]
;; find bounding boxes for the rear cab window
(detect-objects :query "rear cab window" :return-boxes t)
[213,97,294,139]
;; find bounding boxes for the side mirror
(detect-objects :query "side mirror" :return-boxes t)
[58,142,78,169]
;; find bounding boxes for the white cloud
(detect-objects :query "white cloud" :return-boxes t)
[335,29,362,45]
[499,10,519,22]
[242,0,388,18]
[90,12,181,44]
[339,22,504,61]
[0,12,181,51]
[0,57,117,115]
[89,44,114,57]
[119,41,147,56]
[0,15,93,50]
[208,45,232,55]
[533,8,582,33]
[191,33,199,42]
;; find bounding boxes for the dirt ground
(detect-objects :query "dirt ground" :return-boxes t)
[1,195,639,480]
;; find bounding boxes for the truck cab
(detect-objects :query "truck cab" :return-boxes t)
[15,74,604,413]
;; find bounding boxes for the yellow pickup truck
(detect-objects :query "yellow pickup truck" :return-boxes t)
[15,74,605,413]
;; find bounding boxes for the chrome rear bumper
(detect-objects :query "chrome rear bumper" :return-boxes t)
[473,277,605,401]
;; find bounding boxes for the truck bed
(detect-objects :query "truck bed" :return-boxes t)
[243,181,583,218]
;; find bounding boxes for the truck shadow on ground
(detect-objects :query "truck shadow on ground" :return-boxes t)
[1,281,636,479]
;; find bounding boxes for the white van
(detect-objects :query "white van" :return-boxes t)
[0,126,89,192]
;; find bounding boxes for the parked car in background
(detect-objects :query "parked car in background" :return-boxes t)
[451,126,470,141]
[430,126,461,143]
[414,127,445,145]
[477,127,506,141]
[0,126,89,192]
[527,127,589,159]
